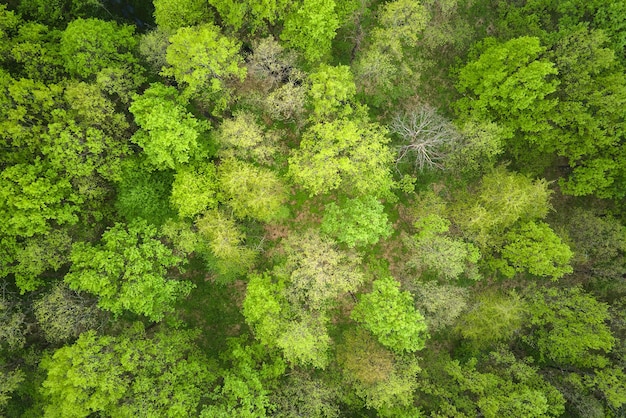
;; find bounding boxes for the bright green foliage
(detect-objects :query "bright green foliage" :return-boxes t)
[40,324,215,417]
[442,351,565,418]
[405,214,481,281]
[9,22,65,82]
[18,0,103,26]
[203,337,285,417]
[196,210,257,280]
[64,221,191,321]
[458,291,525,348]
[218,158,288,222]
[309,64,356,118]
[209,0,290,33]
[525,287,615,368]
[281,0,339,63]
[33,283,102,344]
[499,221,573,279]
[278,230,365,310]
[0,5,20,62]
[337,328,421,411]
[271,369,341,418]
[288,118,394,196]
[153,0,210,31]
[243,273,285,345]
[455,37,559,144]
[453,167,552,247]
[0,162,80,238]
[60,18,138,79]
[276,315,331,369]
[320,195,393,248]
[170,163,218,218]
[217,111,277,164]
[351,277,428,353]
[129,83,206,170]
[163,24,245,111]
[374,0,430,55]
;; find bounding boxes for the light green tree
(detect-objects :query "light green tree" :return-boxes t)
[351,276,428,353]
[288,118,395,197]
[153,0,210,31]
[308,64,357,119]
[64,221,192,321]
[170,163,219,219]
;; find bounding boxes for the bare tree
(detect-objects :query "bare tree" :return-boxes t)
[390,104,460,172]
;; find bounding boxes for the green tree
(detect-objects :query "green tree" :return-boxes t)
[218,158,288,223]
[64,221,192,321]
[170,163,218,219]
[153,0,210,31]
[40,324,215,417]
[217,111,277,164]
[308,64,357,119]
[351,276,428,353]
[525,286,615,368]
[270,369,341,418]
[320,195,393,248]
[60,18,138,79]
[163,24,246,112]
[209,0,291,33]
[129,83,207,170]
[288,118,395,197]
[280,0,339,63]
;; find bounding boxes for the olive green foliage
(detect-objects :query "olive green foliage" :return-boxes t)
[413,282,469,331]
[209,0,290,33]
[321,195,393,248]
[525,287,615,368]
[281,0,339,63]
[271,369,341,418]
[129,83,206,170]
[217,111,277,164]
[40,324,215,417]
[351,276,428,353]
[289,118,395,196]
[18,0,103,26]
[163,24,246,111]
[64,221,192,321]
[218,158,288,222]
[170,163,218,219]
[60,18,138,79]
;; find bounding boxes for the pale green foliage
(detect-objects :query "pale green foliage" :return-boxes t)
[413,282,469,331]
[525,286,615,368]
[309,64,356,118]
[320,195,393,248]
[243,273,285,345]
[264,81,307,122]
[196,210,257,280]
[60,18,137,79]
[458,291,525,348]
[218,158,288,222]
[444,121,505,179]
[271,370,341,418]
[153,0,210,31]
[455,37,559,141]
[170,163,218,218]
[405,214,481,281]
[0,367,24,413]
[0,294,27,351]
[64,221,191,321]
[40,324,215,417]
[289,118,394,196]
[281,0,339,62]
[33,283,102,344]
[453,167,552,247]
[338,328,420,410]
[160,219,200,255]
[351,276,428,353]
[138,28,170,73]
[163,24,245,111]
[278,230,365,310]
[247,36,296,87]
[276,315,331,369]
[499,221,573,279]
[375,0,430,53]
[217,112,277,164]
[129,83,206,169]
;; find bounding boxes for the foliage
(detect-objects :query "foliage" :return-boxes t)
[170,163,219,219]
[351,276,428,353]
[320,195,393,248]
[129,83,207,170]
[271,369,341,418]
[524,286,615,368]
[288,118,395,197]
[153,0,210,31]
[40,324,215,417]
[163,24,246,112]
[217,111,277,164]
[413,281,469,332]
[308,64,356,119]
[64,220,192,321]
[60,18,138,79]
